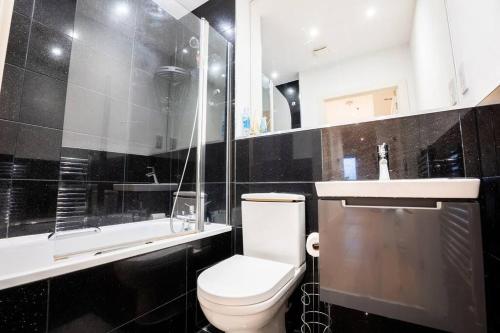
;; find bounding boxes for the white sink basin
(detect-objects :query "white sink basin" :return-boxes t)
[315,178,480,199]
[113,183,178,192]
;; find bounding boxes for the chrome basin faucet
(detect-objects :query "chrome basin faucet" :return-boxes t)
[146,166,159,184]
[378,143,390,180]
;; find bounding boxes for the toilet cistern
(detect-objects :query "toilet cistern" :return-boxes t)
[377,143,390,180]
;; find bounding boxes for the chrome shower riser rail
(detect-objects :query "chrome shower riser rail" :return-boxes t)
[196,18,210,232]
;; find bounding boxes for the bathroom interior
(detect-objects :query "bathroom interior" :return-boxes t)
[0,0,499,332]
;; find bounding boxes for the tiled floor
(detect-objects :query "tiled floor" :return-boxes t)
[197,324,223,333]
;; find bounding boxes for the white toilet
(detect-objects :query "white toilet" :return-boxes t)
[197,193,306,333]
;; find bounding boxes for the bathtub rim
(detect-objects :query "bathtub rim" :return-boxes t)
[0,224,231,291]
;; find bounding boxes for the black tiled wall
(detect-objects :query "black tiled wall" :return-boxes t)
[0,231,232,333]
[0,0,75,236]
[0,0,234,237]
[232,106,499,332]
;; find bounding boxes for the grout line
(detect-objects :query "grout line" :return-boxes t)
[106,292,187,333]
[45,280,50,333]
[458,112,468,177]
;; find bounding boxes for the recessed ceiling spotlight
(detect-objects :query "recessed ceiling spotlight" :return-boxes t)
[210,63,221,74]
[51,46,63,57]
[366,7,376,18]
[67,30,78,39]
[286,87,295,95]
[271,71,279,79]
[114,3,130,17]
[309,27,319,38]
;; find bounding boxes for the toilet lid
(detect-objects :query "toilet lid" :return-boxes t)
[197,255,295,306]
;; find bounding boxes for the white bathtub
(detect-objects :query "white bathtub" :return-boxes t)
[0,219,231,290]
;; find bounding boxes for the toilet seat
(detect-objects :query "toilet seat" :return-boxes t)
[197,255,295,306]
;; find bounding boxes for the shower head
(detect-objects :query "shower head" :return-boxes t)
[155,66,189,83]
[154,66,191,112]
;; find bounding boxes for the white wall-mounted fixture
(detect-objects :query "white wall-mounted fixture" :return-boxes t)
[315,178,480,199]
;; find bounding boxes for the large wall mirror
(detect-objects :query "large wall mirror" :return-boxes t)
[236,0,500,138]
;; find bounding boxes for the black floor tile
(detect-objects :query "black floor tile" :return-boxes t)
[112,295,187,333]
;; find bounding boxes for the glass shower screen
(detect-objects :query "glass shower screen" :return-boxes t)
[53,0,230,236]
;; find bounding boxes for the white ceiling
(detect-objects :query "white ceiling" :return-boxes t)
[253,0,417,85]
[155,0,209,19]
[177,0,210,11]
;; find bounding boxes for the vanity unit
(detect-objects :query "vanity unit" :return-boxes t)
[316,179,486,333]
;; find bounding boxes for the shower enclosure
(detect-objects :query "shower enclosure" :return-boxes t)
[50,0,231,248]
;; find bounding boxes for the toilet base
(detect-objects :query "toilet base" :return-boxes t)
[220,302,286,333]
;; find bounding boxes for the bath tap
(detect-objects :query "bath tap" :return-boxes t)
[175,202,212,225]
[146,166,159,184]
[176,204,197,222]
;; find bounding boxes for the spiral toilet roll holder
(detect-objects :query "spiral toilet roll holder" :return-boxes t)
[301,233,332,333]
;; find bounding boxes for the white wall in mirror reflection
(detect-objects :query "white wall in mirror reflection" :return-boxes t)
[235,0,500,138]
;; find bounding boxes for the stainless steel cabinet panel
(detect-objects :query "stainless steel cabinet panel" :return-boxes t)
[319,199,486,333]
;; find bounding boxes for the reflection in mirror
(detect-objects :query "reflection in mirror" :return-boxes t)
[238,0,500,137]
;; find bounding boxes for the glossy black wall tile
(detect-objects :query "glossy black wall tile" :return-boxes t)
[19,70,67,129]
[480,177,500,258]
[203,182,226,223]
[205,142,226,183]
[61,148,126,183]
[459,108,481,178]
[13,124,62,180]
[122,190,172,223]
[321,110,466,180]
[476,105,500,177]
[0,120,18,170]
[78,182,124,228]
[0,181,10,238]
[418,110,464,178]
[0,64,23,121]
[235,129,322,183]
[5,12,30,68]
[49,244,188,332]
[26,22,72,81]
[187,232,231,291]
[14,0,35,18]
[0,280,48,333]
[232,226,243,255]
[7,180,58,236]
[187,290,209,333]
[33,0,77,36]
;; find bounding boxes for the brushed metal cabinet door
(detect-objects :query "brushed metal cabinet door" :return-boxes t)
[319,200,486,333]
